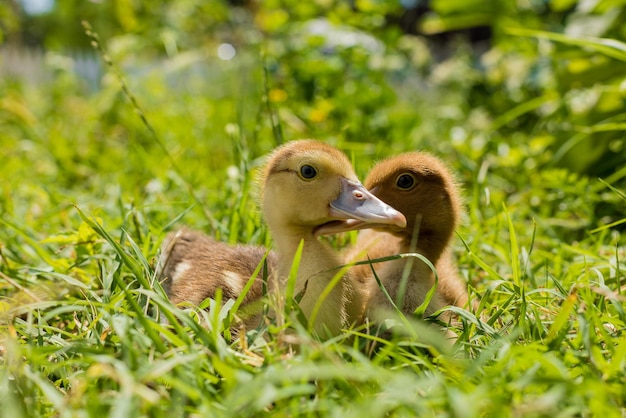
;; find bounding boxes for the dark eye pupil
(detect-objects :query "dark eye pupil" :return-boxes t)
[300,165,317,179]
[397,174,414,189]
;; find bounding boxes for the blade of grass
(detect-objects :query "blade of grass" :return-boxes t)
[162,204,196,232]
[230,252,270,317]
[503,203,521,289]
[491,94,556,131]
[308,263,351,334]
[546,293,577,343]
[22,365,65,411]
[261,50,283,146]
[0,218,68,272]
[505,27,626,62]
[284,239,304,315]
[411,254,438,318]
[458,234,506,282]
[74,205,149,289]
[112,279,168,353]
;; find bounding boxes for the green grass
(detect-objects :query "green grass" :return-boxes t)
[2,12,626,417]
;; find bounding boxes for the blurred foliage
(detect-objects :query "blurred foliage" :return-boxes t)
[1,1,626,416]
[2,1,625,175]
[2,0,624,234]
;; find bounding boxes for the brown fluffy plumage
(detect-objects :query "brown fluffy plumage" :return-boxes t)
[158,228,276,328]
[157,140,406,338]
[347,152,468,322]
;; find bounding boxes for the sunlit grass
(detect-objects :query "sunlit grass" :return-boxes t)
[2,122,624,416]
[1,23,625,418]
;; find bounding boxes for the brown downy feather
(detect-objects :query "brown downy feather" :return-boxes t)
[346,152,468,324]
[157,139,406,340]
[158,228,276,330]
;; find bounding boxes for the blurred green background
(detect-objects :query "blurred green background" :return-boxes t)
[1,0,625,242]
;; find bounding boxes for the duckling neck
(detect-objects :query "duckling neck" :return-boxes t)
[273,228,342,287]
[272,227,347,337]
[403,228,453,265]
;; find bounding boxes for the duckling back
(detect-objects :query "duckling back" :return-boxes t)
[158,229,276,327]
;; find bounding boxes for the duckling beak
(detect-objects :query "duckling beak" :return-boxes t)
[315,178,406,237]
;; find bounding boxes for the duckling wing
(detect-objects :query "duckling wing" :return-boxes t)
[158,229,276,306]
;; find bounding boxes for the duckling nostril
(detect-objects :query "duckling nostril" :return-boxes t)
[353,191,364,200]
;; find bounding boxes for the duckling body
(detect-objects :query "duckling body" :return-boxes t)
[157,140,406,338]
[345,152,468,321]
[260,140,405,337]
[158,228,275,329]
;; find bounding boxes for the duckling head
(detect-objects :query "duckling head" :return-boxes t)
[364,152,462,248]
[260,140,406,238]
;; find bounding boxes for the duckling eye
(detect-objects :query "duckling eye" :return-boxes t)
[396,173,415,189]
[300,165,317,179]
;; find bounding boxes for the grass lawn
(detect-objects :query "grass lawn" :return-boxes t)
[1,10,626,417]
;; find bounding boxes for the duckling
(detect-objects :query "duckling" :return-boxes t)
[260,140,406,337]
[158,140,406,338]
[344,152,468,322]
